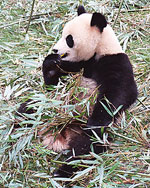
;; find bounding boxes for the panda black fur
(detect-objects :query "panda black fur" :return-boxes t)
[18,6,138,177]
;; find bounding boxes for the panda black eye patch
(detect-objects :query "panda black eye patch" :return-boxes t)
[66,35,74,48]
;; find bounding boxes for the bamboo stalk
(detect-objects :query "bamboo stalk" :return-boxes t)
[0,19,27,29]
[26,0,36,34]
[121,8,150,13]
[0,12,55,29]
[113,0,124,28]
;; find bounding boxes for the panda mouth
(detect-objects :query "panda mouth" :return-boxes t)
[61,53,68,59]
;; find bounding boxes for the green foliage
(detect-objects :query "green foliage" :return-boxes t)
[0,0,150,187]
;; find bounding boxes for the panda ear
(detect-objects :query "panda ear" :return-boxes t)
[77,5,86,16]
[91,13,107,32]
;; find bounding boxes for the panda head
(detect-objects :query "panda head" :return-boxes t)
[53,6,123,62]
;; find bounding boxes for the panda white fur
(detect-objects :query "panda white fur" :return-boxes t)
[18,6,138,177]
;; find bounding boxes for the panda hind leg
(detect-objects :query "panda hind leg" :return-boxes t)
[53,126,106,178]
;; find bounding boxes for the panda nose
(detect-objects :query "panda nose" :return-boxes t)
[52,49,58,54]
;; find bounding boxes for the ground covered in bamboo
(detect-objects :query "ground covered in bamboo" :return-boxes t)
[0,0,150,187]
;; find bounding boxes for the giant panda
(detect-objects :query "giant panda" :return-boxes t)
[18,5,138,177]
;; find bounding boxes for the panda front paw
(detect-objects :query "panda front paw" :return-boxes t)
[42,54,61,73]
[43,54,61,68]
[42,54,62,85]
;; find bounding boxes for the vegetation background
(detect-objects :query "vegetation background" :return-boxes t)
[0,0,150,187]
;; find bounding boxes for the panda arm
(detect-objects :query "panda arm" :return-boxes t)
[86,54,137,132]
[59,60,82,73]
[87,89,122,129]
[59,53,95,73]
